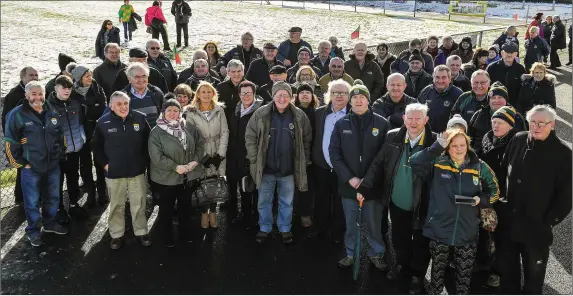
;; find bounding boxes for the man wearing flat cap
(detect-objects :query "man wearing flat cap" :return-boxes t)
[486,42,526,108]
[257,65,296,104]
[112,47,169,95]
[245,81,312,245]
[277,27,313,68]
[246,43,285,87]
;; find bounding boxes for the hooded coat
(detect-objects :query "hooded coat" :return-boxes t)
[518,73,556,114]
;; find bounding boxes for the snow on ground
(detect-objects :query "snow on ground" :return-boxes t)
[0,1,498,95]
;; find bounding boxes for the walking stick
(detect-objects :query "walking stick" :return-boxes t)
[353,199,364,281]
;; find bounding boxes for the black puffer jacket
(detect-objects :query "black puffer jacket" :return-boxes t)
[245,58,284,87]
[344,53,385,100]
[371,93,418,129]
[518,73,556,114]
[71,79,107,139]
[148,53,178,92]
[551,20,567,50]
[310,56,331,78]
[391,49,434,74]
[541,21,554,44]
[1,82,25,133]
[404,70,433,99]
[486,60,526,107]
[216,79,243,122]
[468,105,527,154]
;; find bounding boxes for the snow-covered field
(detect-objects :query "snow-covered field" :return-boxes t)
[0,1,501,95]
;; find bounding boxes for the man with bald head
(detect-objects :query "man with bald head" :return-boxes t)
[372,73,419,129]
[344,42,385,100]
[318,57,354,92]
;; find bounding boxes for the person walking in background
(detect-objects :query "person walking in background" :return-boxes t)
[524,27,550,72]
[541,16,554,59]
[568,23,572,66]
[525,12,544,40]
[494,26,520,58]
[549,15,566,69]
[95,20,121,61]
[145,1,171,51]
[118,0,135,44]
[171,0,192,48]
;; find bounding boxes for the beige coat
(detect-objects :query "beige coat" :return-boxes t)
[184,103,229,177]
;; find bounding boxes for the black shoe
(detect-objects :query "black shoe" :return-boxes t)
[28,235,44,247]
[69,203,89,219]
[281,232,294,244]
[386,264,403,280]
[409,276,423,295]
[139,234,152,247]
[41,223,68,235]
[176,44,182,48]
[370,256,389,272]
[255,231,269,243]
[566,62,572,66]
[85,197,97,209]
[165,237,175,248]
[331,233,343,244]
[110,237,123,250]
[56,208,70,224]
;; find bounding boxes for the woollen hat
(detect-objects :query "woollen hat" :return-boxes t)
[447,114,468,131]
[488,82,509,101]
[348,79,370,102]
[129,47,148,58]
[161,98,182,112]
[58,53,77,72]
[492,106,517,127]
[296,82,314,97]
[298,46,311,56]
[71,64,90,83]
[272,81,293,98]
[409,49,425,64]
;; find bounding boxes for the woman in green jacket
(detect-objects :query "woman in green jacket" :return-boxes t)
[148,99,204,247]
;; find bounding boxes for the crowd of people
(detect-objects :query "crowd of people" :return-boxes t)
[2,0,573,294]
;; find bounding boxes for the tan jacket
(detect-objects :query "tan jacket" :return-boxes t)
[318,73,355,96]
[184,103,229,176]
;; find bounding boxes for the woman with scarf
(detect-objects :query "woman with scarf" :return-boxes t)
[95,20,121,60]
[184,81,229,229]
[423,35,447,66]
[70,64,109,207]
[292,65,323,102]
[374,43,397,85]
[149,99,205,247]
[461,47,489,80]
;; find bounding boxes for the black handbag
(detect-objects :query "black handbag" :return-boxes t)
[192,175,228,206]
[151,18,163,29]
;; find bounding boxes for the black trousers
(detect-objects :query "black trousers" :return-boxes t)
[59,152,81,205]
[497,239,549,295]
[475,227,492,269]
[295,169,313,217]
[227,176,258,223]
[14,167,23,203]
[390,202,431,277]
[151,25,171,51]
[550,46,562,67]
[157,183,192,242]
[175,23,189,47]
[428,240,476,295]
[569,40,572,64]
[79,142,106,198]
[312,165,344,236]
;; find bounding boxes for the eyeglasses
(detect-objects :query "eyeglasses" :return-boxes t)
[330,65,343,69]
[149,47,160,50]
[239,92,253,97]
[134,75,148,80]
[529,121,553,128]
[472,81,489,86]
[300,74,312,77]
[332,91,348,97]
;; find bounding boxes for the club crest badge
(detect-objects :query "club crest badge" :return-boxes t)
[289,123,294,130]
[443,101,451,107]
[51,118,57,125]
[372,128,379,136]
[473,175,479,186]
[133,123,140,131]
[353,89,360,95]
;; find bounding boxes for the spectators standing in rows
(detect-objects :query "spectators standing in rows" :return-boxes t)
[257,65,289,104]
[148,99,203,247]
[310,40,333,76]
[286,47,323,84]
[525,12,544,40]
[245,81,312,244]
[1,67,38,204]
[184,81,229,228]
[424,35,446,66]
[318,57,354,92]
[92,91,151,250]
[404,50,432,99]
[391,38,434,75]
[374,43,397,85]
[122,62,165,130]
[147,39,178,92]
[5,81,68,247]
[293,66,322,100]
[494,26,520,58]
[497,105,571,294]
[372,73,418,129]
[486,42,526,108]
[70,65,108,207]
[95,20,121,61]
[118,0,135,43]
[328,36,345,60]
[278,27,313,68]
[173,83,193,108]
[94,43,126,99]
[344,42,385,100]
[246,43,284,87]
[217,59,245,124]
[170,0,192,48]
[226,80,263,229]
[145,1,171,51]
[461,47,488,80]
[417,65,463,133]
[468,82,527,154]
[519,62,556,114]
[451,69,490,123]
[486,45,500,65]
[185,59,221,91]
[113,47,169,94]
[549,15,566,69]
[308,79,351,242]
[360,103,434,294]
[45,53,76,96]
[204,42,221,73]
[524,26,550,72]
[447,55,471,92]
[218,32,263,77]
[439,35,458,58]
[451,36,474,64]
[330,81,390,271]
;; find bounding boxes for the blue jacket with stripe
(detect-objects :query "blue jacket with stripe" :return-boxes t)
[46,92,86,154]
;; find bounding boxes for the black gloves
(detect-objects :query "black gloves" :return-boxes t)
[203,154,225,169]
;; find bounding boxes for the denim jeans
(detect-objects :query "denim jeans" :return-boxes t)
[257,174,295,233]
[122,22,131,41]
[341,198,385,258]
[21,166,61,238]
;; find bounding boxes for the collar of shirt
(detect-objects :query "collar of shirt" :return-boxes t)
[130,86,148,99]
[330,105,347,115]
[405,129,425,148]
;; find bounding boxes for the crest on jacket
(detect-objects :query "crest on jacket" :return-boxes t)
[443,100,451,107]
[473,175,479,186]
[51,117,58,125]
[372,128,379,136]
[133,123,140,131]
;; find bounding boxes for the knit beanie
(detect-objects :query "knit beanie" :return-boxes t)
[298,46,311,56]
[409,49,424,64]
[71,64,90,83]
[492,106,516,127]
[272,81,293,98]
[348,79,370,102]
[476,48,489,58]
[488,45,499,55]
[488,82,509,101]
[447,114,468,131]
[161,98,182,113]
[58,53,76,72]
[296,82,314,96]
[461,36,472,47]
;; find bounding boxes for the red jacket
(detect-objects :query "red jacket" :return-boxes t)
[145,6,167,26]
[525,20,544,39]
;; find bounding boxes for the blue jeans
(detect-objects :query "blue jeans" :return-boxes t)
[342,198,385,258]
[257,174,295,233]
[21,166,61,238]
[122,22,131,41]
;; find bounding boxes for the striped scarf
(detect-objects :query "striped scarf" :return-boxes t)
[156,113,187,150]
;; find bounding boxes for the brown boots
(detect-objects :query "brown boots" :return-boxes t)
[201,211,217,229]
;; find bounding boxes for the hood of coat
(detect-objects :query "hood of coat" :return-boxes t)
[521,73,556,85]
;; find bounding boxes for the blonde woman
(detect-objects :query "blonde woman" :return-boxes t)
[519,62,556,114]
[293,65,323,101]
[184,81,229,228]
